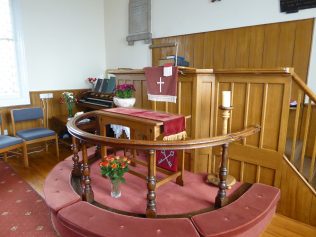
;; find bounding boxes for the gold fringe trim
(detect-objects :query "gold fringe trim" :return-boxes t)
[163,131,187,141]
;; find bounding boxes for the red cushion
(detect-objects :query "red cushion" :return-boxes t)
[192,183,280,237]
[57,201,200,237]
[44,160,80,213]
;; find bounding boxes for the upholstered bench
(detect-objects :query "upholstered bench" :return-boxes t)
[191,183,280,237]
[44,153,279,237]
[56,201,200,237]
[44,159,80,213]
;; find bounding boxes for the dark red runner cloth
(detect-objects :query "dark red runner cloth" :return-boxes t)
[144,66,178,103]
[104,108,185,136]
[104,108,185,171]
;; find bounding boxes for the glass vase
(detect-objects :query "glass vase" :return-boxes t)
[67,104,73,118]
[110,179,121,198]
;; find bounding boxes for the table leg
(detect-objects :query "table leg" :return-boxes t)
[81,142,94,203]
[146,149,157,218]
[131,128,137,166]
[176,149,185,186]
[99,117,107,159]
[71,137,81,177]
[215,143,228,208]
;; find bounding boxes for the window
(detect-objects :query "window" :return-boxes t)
[0,0,29,107]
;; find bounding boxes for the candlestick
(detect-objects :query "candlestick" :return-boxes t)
[207,104,236,205]
[222,91,231,108]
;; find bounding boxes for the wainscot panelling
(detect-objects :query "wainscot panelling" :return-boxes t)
[0,89,87,136]
[152,19,313,86]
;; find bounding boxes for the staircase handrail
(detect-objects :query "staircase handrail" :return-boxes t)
[290,69,316,103]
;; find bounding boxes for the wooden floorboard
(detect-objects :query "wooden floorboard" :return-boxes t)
[4,144,72,197]
[261,214,316,237]
[2,146,316,236]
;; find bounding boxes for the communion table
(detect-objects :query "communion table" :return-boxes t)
[98,108,189,189]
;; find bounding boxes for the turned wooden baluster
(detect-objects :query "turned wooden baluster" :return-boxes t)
[71,137,81,177]
[215,143,228,208]
[81,142,94,203]
[146,149,157,218]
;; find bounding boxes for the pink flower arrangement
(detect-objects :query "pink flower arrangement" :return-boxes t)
[115,84,136,98]
[87,77,97,84]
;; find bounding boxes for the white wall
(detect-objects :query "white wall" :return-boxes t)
[308,20,316,93]
[104,0,150,69]
[152,0,316,37]
[104,0,316,90]
[20,0,106,91]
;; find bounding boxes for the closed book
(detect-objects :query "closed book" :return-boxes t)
[159,58,189,67]
[165,55,185,61]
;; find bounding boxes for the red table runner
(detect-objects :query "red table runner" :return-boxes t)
[104,108,186,171]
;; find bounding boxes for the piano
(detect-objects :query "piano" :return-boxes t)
[77,78,115,110]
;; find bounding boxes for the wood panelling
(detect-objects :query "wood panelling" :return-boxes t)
[278,157,316,225]
[0,89,86,135]
[152,19,313,84]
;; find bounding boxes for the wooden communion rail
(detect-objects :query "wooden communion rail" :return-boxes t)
[67,110,260,217]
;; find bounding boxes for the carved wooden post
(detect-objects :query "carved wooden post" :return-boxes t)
[215,143,228,208]
[81,142,94,203]
[71,136,81,177]
[146,149,157,218]
[95,116,101,159]
[221,107,231,136]
[99,116,107,159]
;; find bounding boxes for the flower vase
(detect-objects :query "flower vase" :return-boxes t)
[110,179,121,198]
[67,104,73,118]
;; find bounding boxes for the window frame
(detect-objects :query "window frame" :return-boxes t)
[0,0,30,108]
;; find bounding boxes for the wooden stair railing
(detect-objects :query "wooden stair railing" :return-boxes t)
[287,69,316,189]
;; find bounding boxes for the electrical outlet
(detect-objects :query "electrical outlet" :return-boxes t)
[3,129,8,135]
[40,93,48,99]
[40,93,53,99]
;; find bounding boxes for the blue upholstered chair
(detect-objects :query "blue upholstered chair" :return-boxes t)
[0,114,28,167]
[10,107,59,161]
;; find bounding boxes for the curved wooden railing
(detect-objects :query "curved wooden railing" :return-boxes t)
[67,111,260,150]
[67,111,260,217]
[287,70,316,189]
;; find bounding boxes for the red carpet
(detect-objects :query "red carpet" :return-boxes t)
[90,155,242,215]
[0,160,57,237]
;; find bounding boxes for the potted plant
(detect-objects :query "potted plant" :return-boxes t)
[113,84,136,107]
[87,77,97,90]
[100,155,131,198]
[60,92,77,118]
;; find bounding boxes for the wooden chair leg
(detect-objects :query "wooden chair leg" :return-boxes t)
[23,143,29,167]
[4,152,8,162]
[45,142,48,152]
[55,136,60,161]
